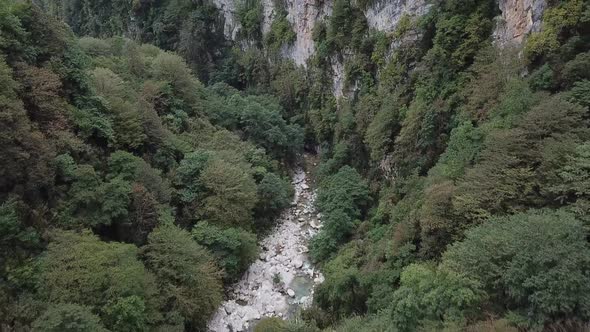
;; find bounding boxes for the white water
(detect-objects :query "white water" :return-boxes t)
[207,168,324,332]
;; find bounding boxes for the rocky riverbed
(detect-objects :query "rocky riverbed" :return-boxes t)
[207,168,324,332]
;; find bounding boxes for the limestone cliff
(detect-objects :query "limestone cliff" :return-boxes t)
[365,0,429,32]
[213,0,241,40]
[212,0,546,97]
[494,0,546,45]
[279,0,333,66]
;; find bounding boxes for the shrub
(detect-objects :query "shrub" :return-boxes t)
[142,224,222,330]
[443,210,590,328]
[192,222,258,282]
[32,303,108,332]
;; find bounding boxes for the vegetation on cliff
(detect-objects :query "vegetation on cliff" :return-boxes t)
[3,0,590,331]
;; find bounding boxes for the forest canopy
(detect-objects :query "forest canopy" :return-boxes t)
[2,0,590,331]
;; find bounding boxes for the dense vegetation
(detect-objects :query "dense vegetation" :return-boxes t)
[0,1,300,330]
[3,0,590,331]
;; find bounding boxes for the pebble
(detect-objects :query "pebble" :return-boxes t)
[287,289,295,297]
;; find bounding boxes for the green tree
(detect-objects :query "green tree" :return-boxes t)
[199,157,258,226]
[237,0,263,40]
[254,317,286,332]
[175,150,211,204]
[32,303,108,332]
[255,172,292,223]
[443,210,590,328]
[315,245,368,318]
[192,222,258,282]
[365,102,403,162]
[142,224,222,330]
[569,79,590,108]
[389,263,484,332]
[103,295,148,332]
[0,198,39,264]
[38,230,159,329]
[264,14,296,52]
[151,51,204,111]
[58,164,132,227]
[316,166,369,219]
[311,166,369,261]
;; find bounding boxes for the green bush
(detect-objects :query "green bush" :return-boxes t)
[390,263,484,332]
[265,14,296,52]
[254,317,286,332]
[142,224,223,330]
[443,210,590,328]
[255,171,293,223]
[237,0,263,40]
[38,230,159,330]
[192,222,258,282]
[32,303,108,332]
[311,166,369,261]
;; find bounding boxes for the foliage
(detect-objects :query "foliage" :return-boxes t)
[389,263,484,331]
[142,223,222,330]
[265,13,296,52]
[0,198,40,264]
[204,89,304,160]
[254,317,286,331]
[192,221,258,282]
[525,0,587,61]
[443,210,590,328]
[57,163,132,227]
[326,0,368,53]
[237,0,264,41]
[32,303,108,332]
[198,157,258,226]
[255,171,293,224]
[311,166,369,261]
[38,230,158,330]
[37,0,227,80]
[314,245,368,318]
[5,0,590,331]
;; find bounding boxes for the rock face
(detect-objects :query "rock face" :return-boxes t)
[365,0,430,32]
[212,0,545,97]
[494,0,546,46]
[207,169,324,332]
[213,0,241,40]
[280,0,333,66]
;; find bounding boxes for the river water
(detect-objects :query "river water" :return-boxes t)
[207,168,324,332]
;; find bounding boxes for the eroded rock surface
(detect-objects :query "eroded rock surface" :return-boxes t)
[207,169,324,332]
[365,0,429,32]
[494,0,545,45]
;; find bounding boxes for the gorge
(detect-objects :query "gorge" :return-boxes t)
[208,166,324,331]
[3,0,590,331]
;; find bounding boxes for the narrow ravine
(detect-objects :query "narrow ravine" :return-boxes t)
[208,167,324,332]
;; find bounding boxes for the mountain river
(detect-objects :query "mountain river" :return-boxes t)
[208,167,324,332]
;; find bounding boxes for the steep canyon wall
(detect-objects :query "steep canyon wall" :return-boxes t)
[213,0,546,97]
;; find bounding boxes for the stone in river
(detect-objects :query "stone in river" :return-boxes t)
[293,259,303,268]
[301,183,309,190]
[224,305,233,315]
[310,220,321,229]
[287,289,295,297]
[298,217,305,222]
